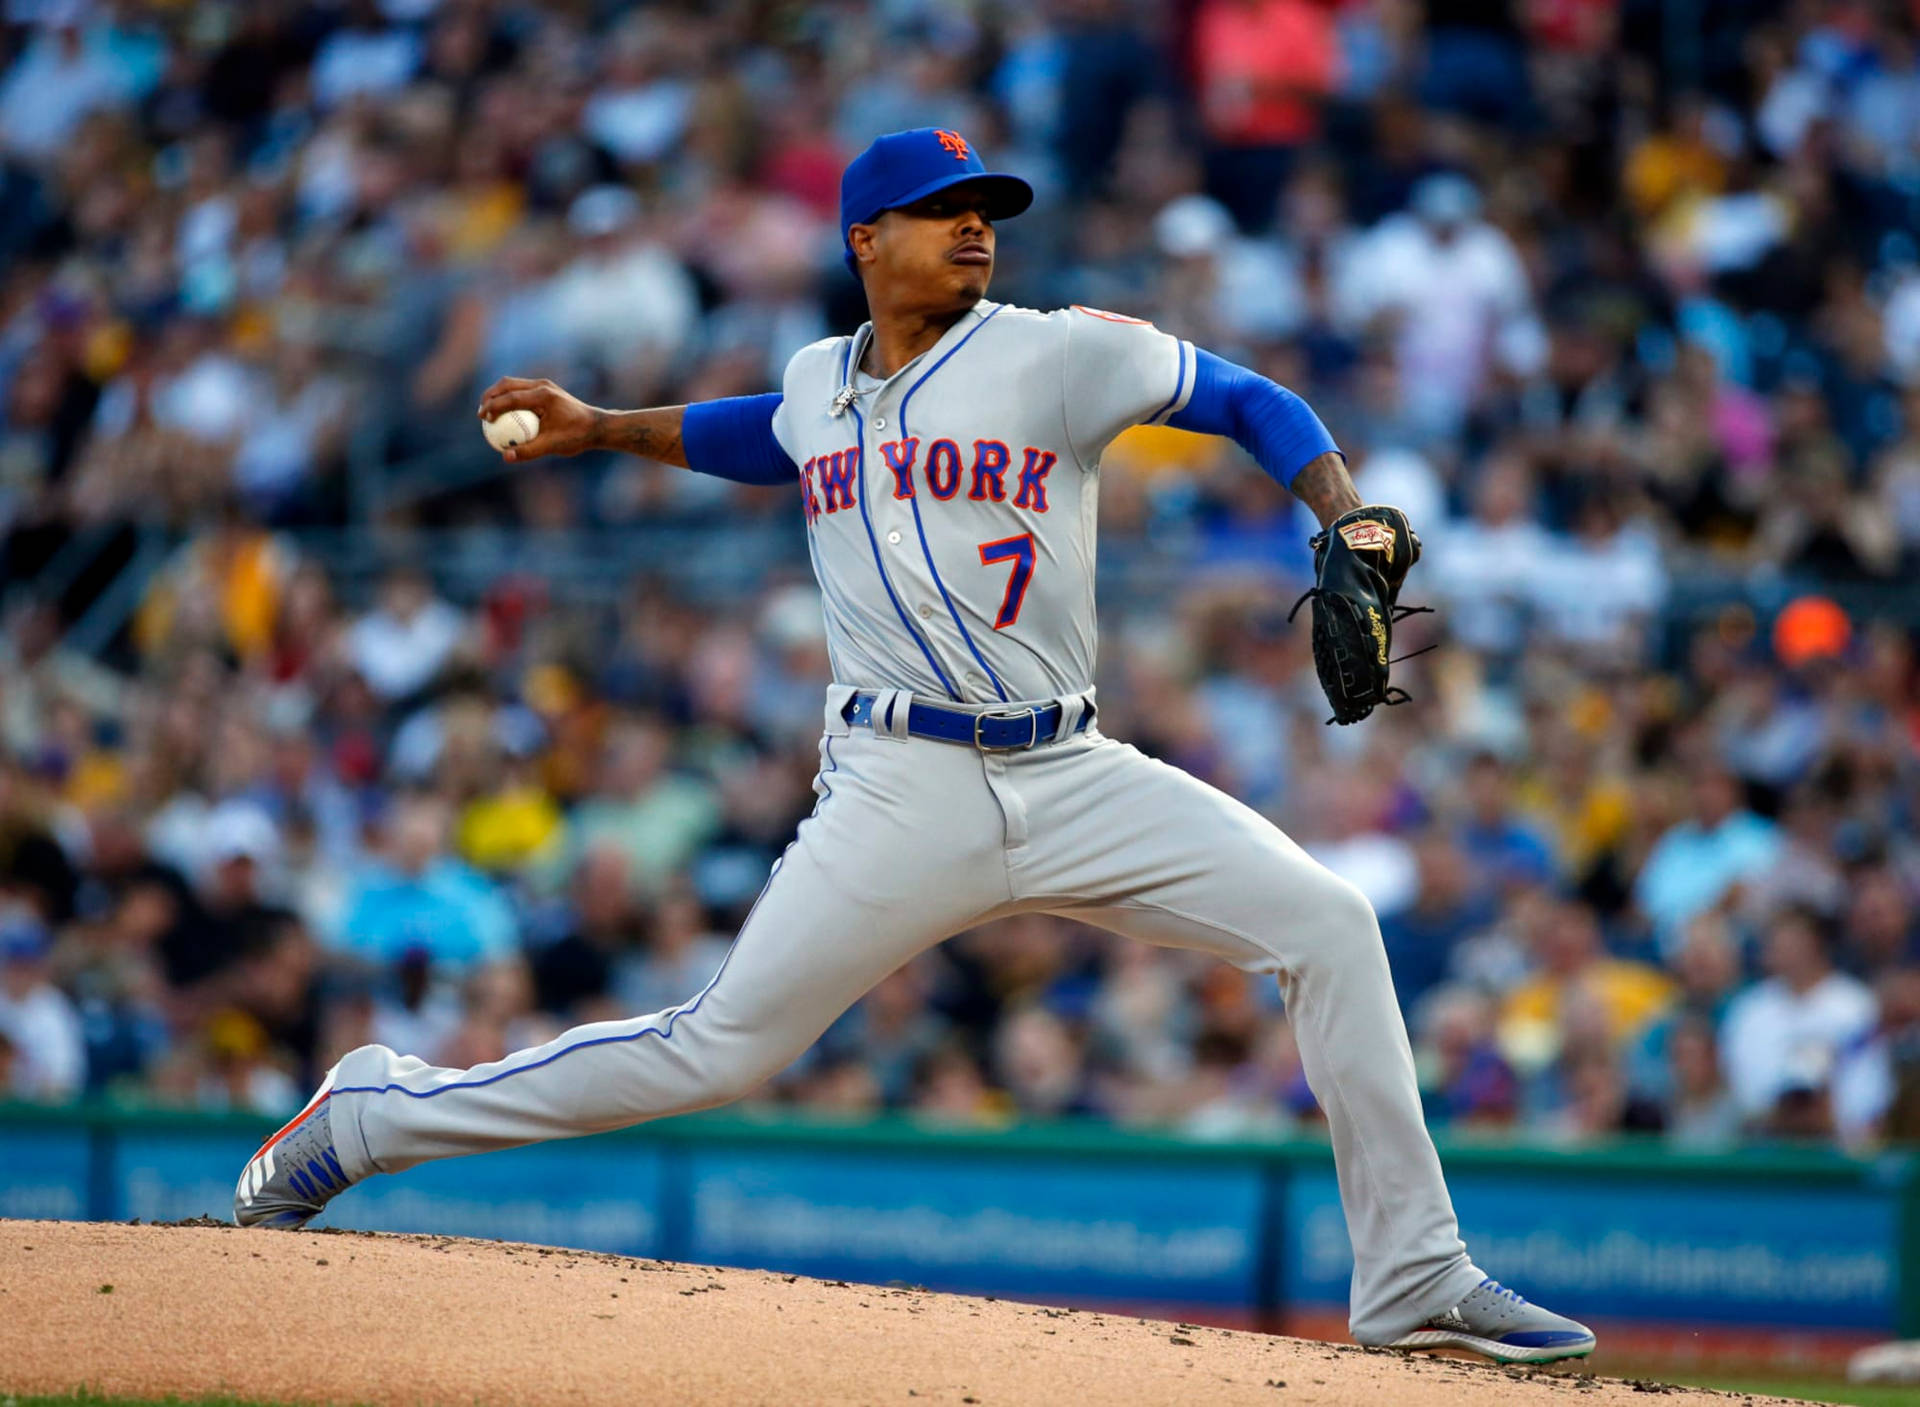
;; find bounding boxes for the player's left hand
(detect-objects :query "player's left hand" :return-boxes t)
[477,377,600,462]
[1291,505,1429,725]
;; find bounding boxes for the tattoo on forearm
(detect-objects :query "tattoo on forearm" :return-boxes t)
[1290,451,1362,529]
[595,407,687,467]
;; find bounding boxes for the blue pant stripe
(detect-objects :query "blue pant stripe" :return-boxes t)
[331,768,835,1104]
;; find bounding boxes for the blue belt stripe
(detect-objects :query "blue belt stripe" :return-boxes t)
[898,304,1010,702]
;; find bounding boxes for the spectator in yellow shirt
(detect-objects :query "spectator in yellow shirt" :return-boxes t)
[457,752,566,877]
[1515,724,1633,888]
[135,509,291,665]
[1501,896,1677,1067]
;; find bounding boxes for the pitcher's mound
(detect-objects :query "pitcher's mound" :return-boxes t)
[1,1219,1799,1406]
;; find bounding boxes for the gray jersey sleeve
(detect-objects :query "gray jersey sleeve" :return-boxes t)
[1060,306,1195,466]
[770,396,796,460]
[771,337,842,460]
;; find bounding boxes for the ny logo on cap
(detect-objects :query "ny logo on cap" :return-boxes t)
[935,130,971,161]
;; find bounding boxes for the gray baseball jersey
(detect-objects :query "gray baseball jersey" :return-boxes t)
[248,297,1487,1346]
[771,300,1195,703]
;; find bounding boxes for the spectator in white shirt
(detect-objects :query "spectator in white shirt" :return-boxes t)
[1830,967,1920,1149]
[1527,493,1668,657]
[1884,271,1920,385]
[309,0,423,111]
[346,564,465,703]
[232,335,351,515]
[1151,193,1306,346]
[581,14,696,167]
[0,915,84,1101]
[1341,173,1546,440]
[547,186,700,380]
[1297,764,1418,920]
[0,10,157,161]
[1429,451,1555,658]
[1719,907,1875,1125]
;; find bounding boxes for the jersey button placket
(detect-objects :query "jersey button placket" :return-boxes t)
[872,397,906,557]
[869,385,945,680]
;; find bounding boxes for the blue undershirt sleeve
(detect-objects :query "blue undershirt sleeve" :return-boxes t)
[1166,348,1339,488]
[680,393,797,487]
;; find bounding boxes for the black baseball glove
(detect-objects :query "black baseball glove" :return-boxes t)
[1289,505,1430,725]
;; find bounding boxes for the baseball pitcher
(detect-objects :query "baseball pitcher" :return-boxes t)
[235,129,1594,1364]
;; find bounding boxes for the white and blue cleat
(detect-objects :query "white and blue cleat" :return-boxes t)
[233,1062,356,1229]
[1388,1278,1597,1364]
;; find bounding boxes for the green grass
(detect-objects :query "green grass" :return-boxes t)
[1668,1378,1918,1406]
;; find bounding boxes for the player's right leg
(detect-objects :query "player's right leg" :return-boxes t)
[236,716,1015,1227]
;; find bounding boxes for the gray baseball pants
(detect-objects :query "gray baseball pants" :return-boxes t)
[323,687,1481,1342]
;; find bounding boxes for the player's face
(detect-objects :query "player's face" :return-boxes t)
[857,183,996,310]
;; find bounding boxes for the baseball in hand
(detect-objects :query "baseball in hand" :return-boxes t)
[483,409,540,453]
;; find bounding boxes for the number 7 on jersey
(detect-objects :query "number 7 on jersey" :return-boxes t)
[978,532,1036,629]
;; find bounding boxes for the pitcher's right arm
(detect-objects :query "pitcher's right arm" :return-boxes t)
[477,378,795,486]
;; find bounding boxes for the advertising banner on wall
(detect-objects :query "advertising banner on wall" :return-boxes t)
[0,1124,90,1221]
[1282,1166,1899,1331]
[1,1107,1907,1358]
[100,1127,664,1254]
[319,1142,665,1254]
[684,1147,1266,1306]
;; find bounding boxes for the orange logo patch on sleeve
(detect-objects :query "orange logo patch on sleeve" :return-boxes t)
[1070,305,1152,325]
[1339,519,1397,553]
[935,130,971,161]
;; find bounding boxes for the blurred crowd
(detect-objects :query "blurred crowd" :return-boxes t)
[1,0,1918,1154]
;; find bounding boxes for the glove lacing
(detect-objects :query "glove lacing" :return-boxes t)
[1285,593,1437,723]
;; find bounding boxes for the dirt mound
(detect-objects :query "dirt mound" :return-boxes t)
[1,1220,1810,1406]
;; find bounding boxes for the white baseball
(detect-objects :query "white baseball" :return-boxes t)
[483,409,540,452]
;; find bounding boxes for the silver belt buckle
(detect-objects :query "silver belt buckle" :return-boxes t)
[975,707,1040,750]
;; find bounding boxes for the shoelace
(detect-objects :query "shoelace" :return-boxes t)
[1286,594,1438,722]
[1478,1278,1528,1307]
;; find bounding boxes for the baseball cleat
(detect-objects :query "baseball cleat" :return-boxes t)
[234,1061,354,1228]
[1388,1278,1596,1364]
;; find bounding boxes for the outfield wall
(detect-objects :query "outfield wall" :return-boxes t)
[2,1105,1912,1367]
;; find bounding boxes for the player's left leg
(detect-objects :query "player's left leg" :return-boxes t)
[996,732,1591,1360]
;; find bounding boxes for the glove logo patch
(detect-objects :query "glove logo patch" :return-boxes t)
[1339,520,1396,553]
[1368,606,1388,666]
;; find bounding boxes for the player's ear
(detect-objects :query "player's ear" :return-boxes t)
[847,221,879,270]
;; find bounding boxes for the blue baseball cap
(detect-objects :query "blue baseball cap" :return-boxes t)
[0,915,50,964]
[840,128,1033,275]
